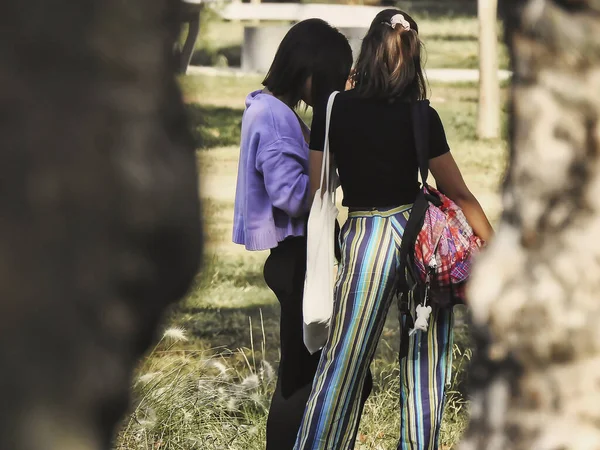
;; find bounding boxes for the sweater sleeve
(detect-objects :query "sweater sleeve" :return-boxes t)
[255,137,309,218]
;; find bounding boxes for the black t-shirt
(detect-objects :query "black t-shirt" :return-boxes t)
[310,90,450,208]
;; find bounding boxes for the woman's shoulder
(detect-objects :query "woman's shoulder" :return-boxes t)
[246,91,293,118]
[244,91,302,142]
[426,102,441,114]
[406,100,445,125]
[426,103,445,127]
[334,90,415,108]
[333,89,362,103]
[325,90,373,116]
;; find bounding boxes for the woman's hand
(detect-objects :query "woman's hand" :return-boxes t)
[309,149,324,202]
[345,69,356,91]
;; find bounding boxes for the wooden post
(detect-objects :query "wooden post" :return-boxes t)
[477,0,500,139]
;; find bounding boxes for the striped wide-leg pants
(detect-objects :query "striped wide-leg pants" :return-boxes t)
[294,205,454,450]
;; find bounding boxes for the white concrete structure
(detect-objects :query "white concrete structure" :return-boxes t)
[219,3,382,27]
[214,3,384,73]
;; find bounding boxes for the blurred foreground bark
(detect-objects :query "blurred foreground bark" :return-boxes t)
[0,1,201,449]
[461,0,600,449]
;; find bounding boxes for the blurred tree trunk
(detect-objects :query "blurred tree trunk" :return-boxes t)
[0,1,201,449]
[461,0,600,449]
[477,0,501,139]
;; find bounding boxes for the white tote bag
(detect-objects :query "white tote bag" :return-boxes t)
[303,91,340,355]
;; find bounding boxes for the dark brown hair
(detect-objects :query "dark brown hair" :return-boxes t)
[262,19,353,108]
[353,9,427,101]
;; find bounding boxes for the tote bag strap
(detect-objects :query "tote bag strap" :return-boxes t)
[320,91,339,199]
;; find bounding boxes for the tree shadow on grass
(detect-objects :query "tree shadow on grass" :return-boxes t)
[169,255,471,380]
[186,103,243,149]
[179,303,283,364]
[190,45,242,68]
[175,299,407,371]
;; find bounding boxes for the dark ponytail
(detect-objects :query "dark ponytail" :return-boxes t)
[353,9,427,101]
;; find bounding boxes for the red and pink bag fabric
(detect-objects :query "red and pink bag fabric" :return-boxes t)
[413,185,484,303]
[398,101,484,307]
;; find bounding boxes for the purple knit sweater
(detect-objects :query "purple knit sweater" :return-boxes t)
[232,91,309,251]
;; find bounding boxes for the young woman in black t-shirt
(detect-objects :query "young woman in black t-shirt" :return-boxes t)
[294,9,493,450]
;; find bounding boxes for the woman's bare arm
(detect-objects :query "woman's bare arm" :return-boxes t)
[309,149,324,201]
[429,152,494,242]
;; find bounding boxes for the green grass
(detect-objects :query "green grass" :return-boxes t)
[115,327,272,450]
[117,257,472,450]
[180,74,311,149]
[186,103,244,149]
[116,328,470,449]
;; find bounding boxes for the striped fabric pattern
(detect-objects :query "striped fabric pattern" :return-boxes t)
[294,205,454,450]
[398,305,454,449]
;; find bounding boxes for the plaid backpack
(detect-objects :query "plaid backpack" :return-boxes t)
[398,101,484,308]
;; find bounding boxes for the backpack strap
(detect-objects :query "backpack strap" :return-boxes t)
[411,100,431,186]
[397,100,432,292]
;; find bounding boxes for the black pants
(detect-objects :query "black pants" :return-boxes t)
[263,236,373,449]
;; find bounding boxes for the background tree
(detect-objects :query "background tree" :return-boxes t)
[0,1,202,449]
[477,0,501,139]
[178,1,203,74]
[461,0,600,448]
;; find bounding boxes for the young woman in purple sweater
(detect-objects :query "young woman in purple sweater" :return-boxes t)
[232,19,372,449]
